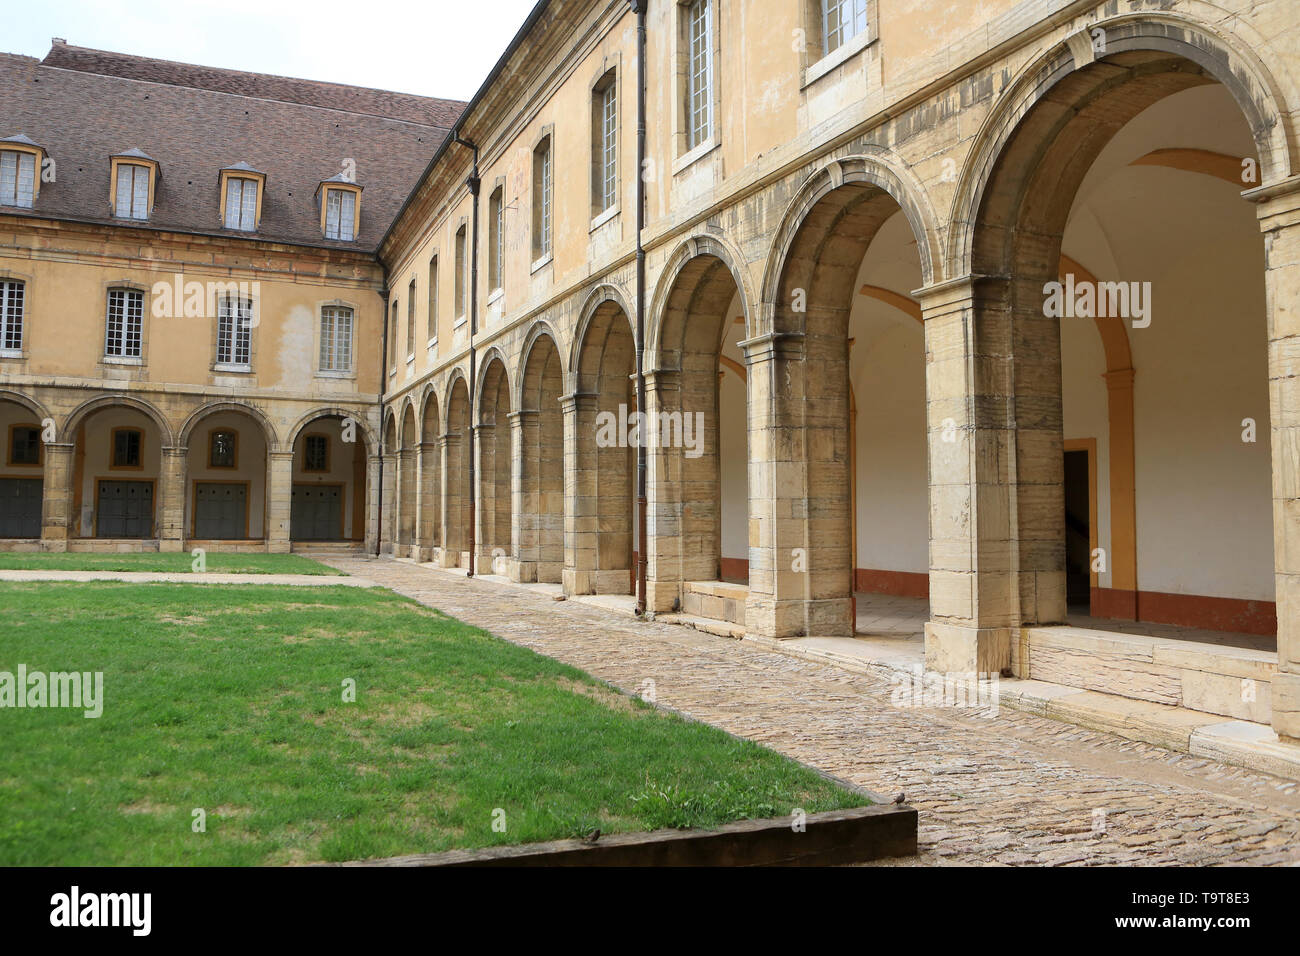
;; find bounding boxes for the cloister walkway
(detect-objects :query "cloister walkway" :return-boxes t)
[324,554,1300,866]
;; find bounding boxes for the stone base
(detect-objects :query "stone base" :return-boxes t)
[744,595,853,639]
[1273,671,1300,740]
[925,621,1012,676]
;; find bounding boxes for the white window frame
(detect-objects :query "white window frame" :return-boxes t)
[533,138,553,263]
[685,0,714,152]
[0,150,36,209]
[114,163,151,220]
[489,187,505,292]
[224,177,258,231]
[319,305,354,373]
[215,294,253,369]
[324,187,357,241]
[0,280,24,356]
[597,78,618,214]
[821,0,868,56]
[104,288,144,360]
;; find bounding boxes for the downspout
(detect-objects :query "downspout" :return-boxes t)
[375,274,390,557]
[632,0,648,616]
[455,134,481,577]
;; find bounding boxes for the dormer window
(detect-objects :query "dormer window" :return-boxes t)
[218,163,265,232]
[110,150,159,221]
[0,135,46,209]
[318,177,362,242]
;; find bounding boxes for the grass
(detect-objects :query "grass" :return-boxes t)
[0,582,864,865]
[0,552,337,575]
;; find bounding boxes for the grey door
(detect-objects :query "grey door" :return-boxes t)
[193,482,247,540]
[291,484,342,541]
[96,480,153,538]
[0,478,42,538]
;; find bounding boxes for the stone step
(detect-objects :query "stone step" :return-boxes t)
[680,580,748,625]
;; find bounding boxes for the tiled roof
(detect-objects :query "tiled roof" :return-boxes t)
[0,42,467,251]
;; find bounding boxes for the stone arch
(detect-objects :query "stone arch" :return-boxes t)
[396,401,418,550]
[180,401,276,542]
[65,394,175,448]
[516,318,567,412]
[648,231,756,363]
[516,324,565,584]
[760,149,942,314]
[477,353,512,572]
[418,386,442,555]
[568,283,635,394]
[948,11,1294,277]
[474,346,513,414]
[287,407,374,453]
[179,400,279,451]
[0,389,52,428]
[441,372,472,566]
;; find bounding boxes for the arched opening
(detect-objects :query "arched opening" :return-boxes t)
[397,403,417,556]
[442,376,471,568]
[569,297,635,595]
[184,407,270,543]
[418,390,441,562]
[477,356,512,576]
[289,413,368,544]
[769,172,929,637]
[518,332,564,583]
[70,402,164,542]
[650,250,750,625]
[970,47,1273,649]
[0,397,46,540]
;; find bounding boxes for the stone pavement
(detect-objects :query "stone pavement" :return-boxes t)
[0,569,369,586]
[326,556,1300,866]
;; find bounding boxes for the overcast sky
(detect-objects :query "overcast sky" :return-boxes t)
[6,0,542,102]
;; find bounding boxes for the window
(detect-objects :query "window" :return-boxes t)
[303,434,329,473]
[209,430,237,469]
[0,150,36,208]
[112,428,142,469]
[8,425,40,465]
[390,300,398,371]
[454,225,467,317]
[324,187,357,241]
[0,279,23,354]
[223,177,258,231]
[406,279,416,357]
[427,256,438,341]
[821,0,868,55]
[319,305,353,372]
[685,0,714,150]
[216,294,253,367]
[593,73,618,214]
[114,163,151,220]
[532,138,552,260]
[488,187,504,291]
[104,288,144,358]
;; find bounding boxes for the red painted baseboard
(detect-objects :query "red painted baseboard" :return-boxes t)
[1092,586,1276,636]
[854,568,929,599]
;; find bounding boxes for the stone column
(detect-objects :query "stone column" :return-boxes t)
[509,409,536,582]
[364,453,382,554]
[561,392,598,595]
[1253,177,1300,741]
[396,447,415,557]
[920,273,1066,678]
[380,450,397,555]
[265,450,294,553]
[438,434,462,567]
[416,440,438,563]
[644,369,683,613]
[40,441,73,552]
[157,445,186,552]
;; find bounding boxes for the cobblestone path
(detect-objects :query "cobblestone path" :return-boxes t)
[328,556,1300,866]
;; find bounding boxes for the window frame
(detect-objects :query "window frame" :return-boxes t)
[0,148,39,209]
[207,428,239,470]
[110,159,155,221]
[214,293,254,370]
[110,427,144,470]
[103,287,145,361]
[219,169,265,232]
[426,254,439,348]
[318,303,355,374]
[322,184,361,241]
[302,433,330,474]
[7,423,41,467]
[0,279,24,357]
[531,135,553,265]
[488,186,505,293]
[591,68,619,220]
[454,224,468,321]
[684,0,714,152]
[406,278,417,361]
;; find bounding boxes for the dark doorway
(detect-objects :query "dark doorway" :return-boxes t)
[1064,448,1091,609]
[194,482,248,539]
[96,480,154,538]
[291,484,342,541]
[0,478,42,538]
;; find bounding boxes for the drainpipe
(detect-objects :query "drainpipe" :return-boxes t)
[455,134,481,577]
[375,277,390,558]
[631,0,648,616]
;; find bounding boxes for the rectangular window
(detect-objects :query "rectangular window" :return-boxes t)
[114,163,150,220]
[406,280,416,357]
[216,294,253,367]
[224,177,258,231]
[532,139,552,260]
[0,280,23,353]
[686,0,713,150]
[822,0,868,55]
[303,434,329,473]
[489,187,504,291]
[0,150,36,208]
[209,430,237,469]
[104,288,144,358]
[390,300,398,371]
[427,256,438,341]
[319,305,353,372]
[597,78,618,213]
[9,425,40,465]
[325,188,357,241]
[454,226,467,317]
[112,428,142,469]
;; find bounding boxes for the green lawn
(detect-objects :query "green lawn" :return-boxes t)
[0,552,337,575]
[0,582,864,865]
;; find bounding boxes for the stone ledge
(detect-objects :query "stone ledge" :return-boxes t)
[324,804,917,867]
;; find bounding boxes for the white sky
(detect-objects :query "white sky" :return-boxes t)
[6,0,543,102]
